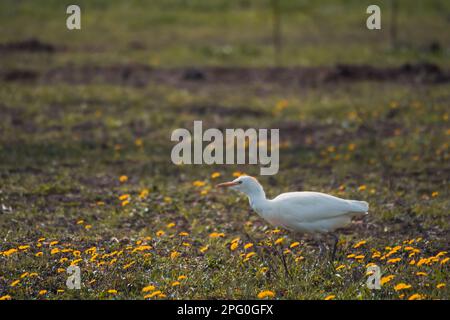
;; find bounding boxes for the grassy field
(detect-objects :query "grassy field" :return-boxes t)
[0,0,449,300]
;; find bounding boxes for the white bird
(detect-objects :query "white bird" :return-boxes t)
[217,175,369,259]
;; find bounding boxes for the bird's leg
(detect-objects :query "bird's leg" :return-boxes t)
[312,236,326,266]
[275,245,292,279]
[329,233,339,262]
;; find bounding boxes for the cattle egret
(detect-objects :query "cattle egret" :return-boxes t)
[217,175,369,260]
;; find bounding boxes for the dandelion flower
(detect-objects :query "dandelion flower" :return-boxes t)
[167,222,175,228]
[232,171,244,177]
[394,283,412,291]
[38,290,47,296]
[244,252,256,261]
[436,283,446,289]
[324,295,336,300]
[135,138,143,147]
[290,242,300,249]
[119,175,128,183]
[144,291,162,299]
[139,189,149,199]
[107,289,118,294]
[380,275,395,285]
[10,280,20,287]
[211,172,221,179]
[142,285,156,293]
[408,293,424,300]
[156,230,165,237]
[387,258,401,264]
[192,180,206,187]
[171,281,181,287]
[209,232,225,238]
[257,290,275,299]
[353,240,366,249]
[0,295,12,300]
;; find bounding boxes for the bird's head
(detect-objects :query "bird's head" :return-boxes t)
[216,175,264,196]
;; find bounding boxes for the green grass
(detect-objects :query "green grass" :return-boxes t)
[0,0,449,300]
[0,0,449,68]
[0,80,448,299]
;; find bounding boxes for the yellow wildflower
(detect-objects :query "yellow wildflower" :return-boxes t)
[167,222,175,228]
[394,283,412,291]
[380,275,395,285]
[119,194,130,201]
[139,189,150,199]
[156,230,165,237]
[144,290,162,299]
[211,172,221,179]
[192,180,206,187]
[324,295,336,300]
[290,242,300,249]
[123,261,136,270]
[257,290,275,299]
[387,258,401,264]
[142,285,156,293]
[10,280,20,287]
[119,175,128,183]
[209,232,225,238]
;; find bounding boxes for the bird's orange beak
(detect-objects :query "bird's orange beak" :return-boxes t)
[216,181,239,188]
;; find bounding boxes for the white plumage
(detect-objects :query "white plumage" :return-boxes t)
[217,175,368,234]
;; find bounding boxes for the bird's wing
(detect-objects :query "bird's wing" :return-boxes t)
[271,192,359,222]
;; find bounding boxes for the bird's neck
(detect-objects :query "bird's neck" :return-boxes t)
[246,188,268,212]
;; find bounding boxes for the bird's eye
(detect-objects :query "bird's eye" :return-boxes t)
[238,181,243,184]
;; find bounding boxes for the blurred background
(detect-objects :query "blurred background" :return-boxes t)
[0,0,449,68]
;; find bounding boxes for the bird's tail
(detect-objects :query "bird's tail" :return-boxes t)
[348,200,369,215]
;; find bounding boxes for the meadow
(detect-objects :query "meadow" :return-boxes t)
[0,0,449,300]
